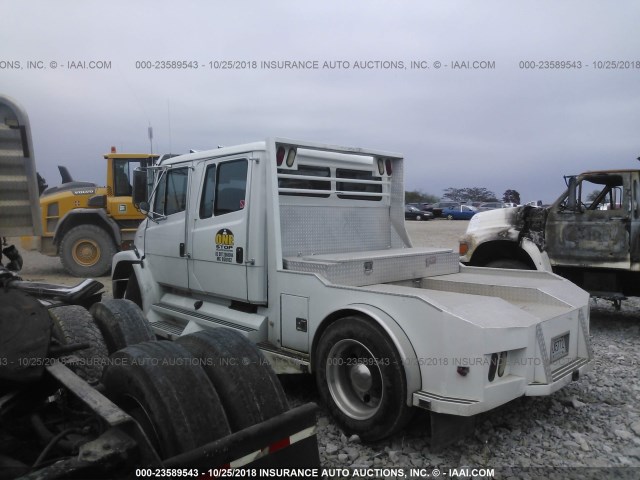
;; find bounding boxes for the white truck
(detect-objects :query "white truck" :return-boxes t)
[112,139,593,442]
[0,99,319,478]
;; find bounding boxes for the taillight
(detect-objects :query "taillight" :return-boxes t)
[385,158,393,175]
[276,146,285,166]
[488,353,499,381]
[498,351,507,377]
[377,158,385,176]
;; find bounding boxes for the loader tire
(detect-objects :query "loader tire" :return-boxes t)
[102,341,231,459]
[177,329,289,432]
[315,315,414,442]
[90,299,155,354]
[60,224,117,277]
[49,304,108,384]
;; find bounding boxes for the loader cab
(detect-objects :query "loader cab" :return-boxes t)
[104,150,159,221]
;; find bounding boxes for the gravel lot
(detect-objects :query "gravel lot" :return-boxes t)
[9,220,640,478]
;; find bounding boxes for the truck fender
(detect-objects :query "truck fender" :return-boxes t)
[111,251,161,313]
[53,208,122,246]
[314,303,421,406]
[520,237,552,272]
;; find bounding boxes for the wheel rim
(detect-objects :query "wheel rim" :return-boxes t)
[71,239,100,267]
[326,339,383,420]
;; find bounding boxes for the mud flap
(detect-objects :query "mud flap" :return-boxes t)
[428,412,476,451]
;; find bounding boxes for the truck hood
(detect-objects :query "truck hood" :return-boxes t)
[461,206,550,263]
[466,206,521,235]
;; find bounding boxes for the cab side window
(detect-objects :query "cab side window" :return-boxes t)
[200,164,216,219]
[215,160,248,216]
[153,167,189,216]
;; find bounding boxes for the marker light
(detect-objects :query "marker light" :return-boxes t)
[385,158,393,175]
[286,148,297,167]
[377,158,385,176]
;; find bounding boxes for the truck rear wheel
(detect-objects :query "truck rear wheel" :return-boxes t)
[49,304,108,384]
[176,329,289,432]
[90,299,155,354]
[59,224,116,277]
[102,341,231,459]
[315,316,413,441]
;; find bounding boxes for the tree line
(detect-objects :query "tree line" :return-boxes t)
[406,187,521,205]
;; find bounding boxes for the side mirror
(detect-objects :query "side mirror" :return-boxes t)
[132,169,148,206]
[138,201,150,214]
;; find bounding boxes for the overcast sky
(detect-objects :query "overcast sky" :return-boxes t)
[2,1,639,203]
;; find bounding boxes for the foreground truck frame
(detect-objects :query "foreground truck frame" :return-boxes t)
[113,138,593,441]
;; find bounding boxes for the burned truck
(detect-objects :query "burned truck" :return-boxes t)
[460,167,640,308]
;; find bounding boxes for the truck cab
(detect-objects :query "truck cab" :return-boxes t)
[114,139,593,442]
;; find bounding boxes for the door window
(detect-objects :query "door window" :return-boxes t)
[214,160,248,216]
[153,167,189,216]
[199,164,216,219]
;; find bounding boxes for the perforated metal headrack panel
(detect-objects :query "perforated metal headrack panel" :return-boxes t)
[0,95,42,237]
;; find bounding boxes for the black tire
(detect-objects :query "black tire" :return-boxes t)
[59,224,117,277]
[124,273,142,308]
[176,329,289,432]
[90,299,155,354]
[49,305,108,384]
[315,316,414,441]
[485,259,531,270]
[102,341,231,459]
[415,215,422,221]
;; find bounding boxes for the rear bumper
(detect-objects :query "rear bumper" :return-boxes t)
[412,356,593,416]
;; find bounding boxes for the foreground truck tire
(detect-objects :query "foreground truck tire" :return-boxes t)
[315,316,414,442]
[177,329,289,432]
[102,341,231,459]
[49,304,108,384]
[60,224,116,277]
[91,298,156,353]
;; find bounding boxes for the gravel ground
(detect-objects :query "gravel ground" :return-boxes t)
[9,220,640,478]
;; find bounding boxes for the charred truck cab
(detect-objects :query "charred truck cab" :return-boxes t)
[461,168,640,308]
[113,139,593,443]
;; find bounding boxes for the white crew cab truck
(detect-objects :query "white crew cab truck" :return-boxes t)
[112,139,593,442]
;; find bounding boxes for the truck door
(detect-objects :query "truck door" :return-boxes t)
[188,157,259,302]
[546,172,631,269]
[143,166,190,289]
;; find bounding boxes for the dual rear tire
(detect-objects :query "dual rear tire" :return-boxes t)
[95,301,289,458]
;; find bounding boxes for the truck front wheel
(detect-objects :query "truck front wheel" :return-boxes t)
[484,259,531,270]
[315,316,413,441]
[90,299,156,354]
[59,224,117,277]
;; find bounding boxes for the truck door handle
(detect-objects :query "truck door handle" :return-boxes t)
[179,243,185,257]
